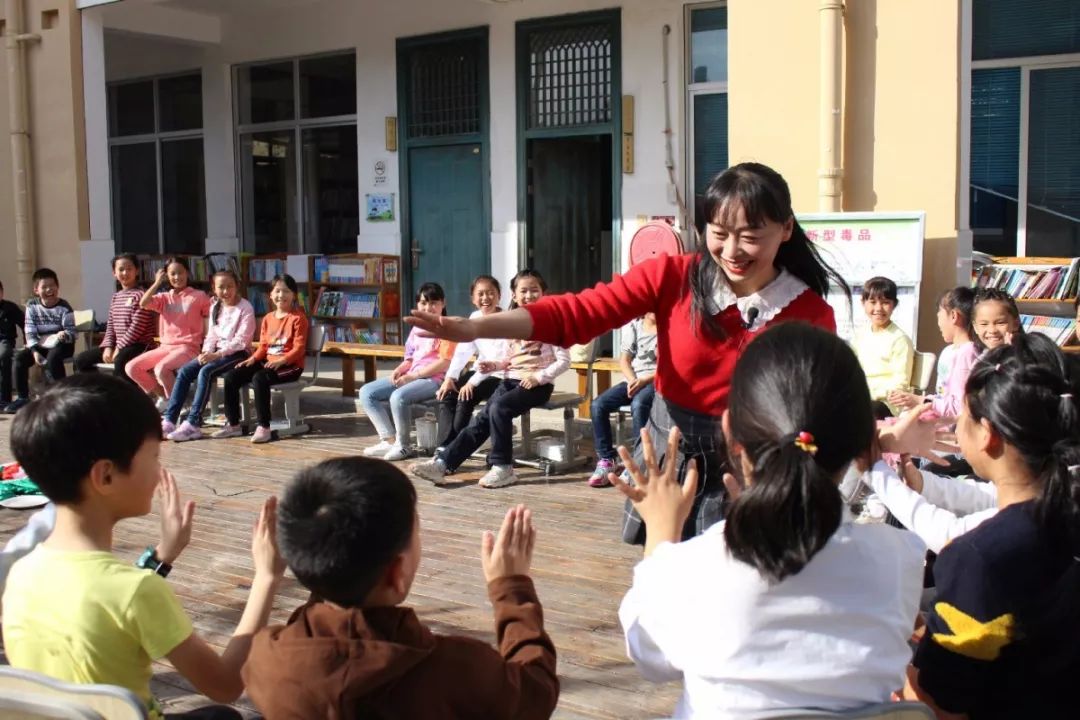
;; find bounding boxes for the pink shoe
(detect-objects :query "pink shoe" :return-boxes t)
[161,419,176,436]
[588,459,620,488]
[167,421,203,442]
[251,425,273,444]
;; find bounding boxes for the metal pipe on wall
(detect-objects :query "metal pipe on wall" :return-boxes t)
[5,0,38,301]
[818,0,843,211]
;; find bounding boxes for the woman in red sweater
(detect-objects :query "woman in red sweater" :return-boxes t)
[408,163,846,542]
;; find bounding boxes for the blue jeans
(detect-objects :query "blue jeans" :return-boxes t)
[591,381,656,461]
[165,352,247,426]
[358,377,440,446]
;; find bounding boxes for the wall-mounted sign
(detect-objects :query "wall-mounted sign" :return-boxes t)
[366,193,394,222]
[374,160,387,185]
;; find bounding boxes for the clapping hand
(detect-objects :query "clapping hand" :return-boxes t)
[251,496,286,581]
[156,469,195,565]
[481,504,536,582]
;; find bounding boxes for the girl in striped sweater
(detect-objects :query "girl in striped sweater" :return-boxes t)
[73,253,156,382]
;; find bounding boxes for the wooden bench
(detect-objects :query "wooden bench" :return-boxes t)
[321,341,406,396]
[570,357,621,418]
[323,341,621,421]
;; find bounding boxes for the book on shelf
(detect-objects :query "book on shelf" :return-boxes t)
[325,325,383,344]
[247,257,287,282]
[312,256,385,285]
[314,290,381,318]
[974,258,1080,301]
[1020,314,1077,348]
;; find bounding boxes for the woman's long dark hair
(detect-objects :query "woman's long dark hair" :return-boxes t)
[416,281,448,317]
[724,323,873,582]
[964,333,1080,670]
[691,163,850,338]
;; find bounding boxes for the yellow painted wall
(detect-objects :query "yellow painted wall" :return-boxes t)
[729,0,961,348]
[0,0,88,307]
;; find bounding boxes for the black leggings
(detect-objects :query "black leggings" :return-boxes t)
[222,360,302,428]
[73,343,150,383]
[14,344,74,398]
[436,373,501,447]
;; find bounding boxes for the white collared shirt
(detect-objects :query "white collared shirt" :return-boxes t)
[619,514,925,718]
[705,268,810,332]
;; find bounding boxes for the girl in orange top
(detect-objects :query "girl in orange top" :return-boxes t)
[214,274,308,444]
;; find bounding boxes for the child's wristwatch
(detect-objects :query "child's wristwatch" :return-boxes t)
[136,546,172,578]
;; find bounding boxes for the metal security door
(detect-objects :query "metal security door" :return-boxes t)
[398,29,490,315]
[408,144,485,314]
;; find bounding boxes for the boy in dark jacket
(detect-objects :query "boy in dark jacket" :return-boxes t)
[0,278,25,407]
[243,457,559,719]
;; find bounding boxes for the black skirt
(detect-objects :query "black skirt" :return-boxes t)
[620,393,731,545]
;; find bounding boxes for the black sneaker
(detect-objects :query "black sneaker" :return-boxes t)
[3,397,29,414]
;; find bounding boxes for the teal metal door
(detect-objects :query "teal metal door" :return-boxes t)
[408,144,486,315]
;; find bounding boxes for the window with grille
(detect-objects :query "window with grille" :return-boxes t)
[526,23,613,129]
[407,41,482,138]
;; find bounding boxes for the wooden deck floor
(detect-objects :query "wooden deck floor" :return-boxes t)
[0,394,680,719]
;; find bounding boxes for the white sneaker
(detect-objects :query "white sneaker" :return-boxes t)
[479,465,518,489]
[363,440,395,457]
[410,458,449,485]
[383,444,412,462]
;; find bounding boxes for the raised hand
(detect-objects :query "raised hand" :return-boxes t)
[481,504,536,582]
[878,406,959,466]
[156,469,196,565]
[610,427,698,556]
[251,496,286,581]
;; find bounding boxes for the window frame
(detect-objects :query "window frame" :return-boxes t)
[684,1,728,229]
[232,49,359,255]
[106,70,205,255]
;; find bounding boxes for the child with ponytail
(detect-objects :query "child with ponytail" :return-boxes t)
[904,333,1080,719]
[612,323,931,717]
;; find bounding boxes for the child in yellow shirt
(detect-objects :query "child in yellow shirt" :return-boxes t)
[852,276,913,416]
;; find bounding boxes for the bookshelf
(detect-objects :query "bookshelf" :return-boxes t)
[974,256,1079,353]
[309,253,401,346]
[136,253,240,291]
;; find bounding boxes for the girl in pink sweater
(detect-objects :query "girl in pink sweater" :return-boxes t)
[126,257,211,406]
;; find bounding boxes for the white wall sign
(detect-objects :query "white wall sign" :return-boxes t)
[798,212,927,345]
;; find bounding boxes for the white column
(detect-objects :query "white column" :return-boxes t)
[202,47,238,253]
[80,9,116,319]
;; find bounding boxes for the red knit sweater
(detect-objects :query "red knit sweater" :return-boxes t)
[525,253,836,416]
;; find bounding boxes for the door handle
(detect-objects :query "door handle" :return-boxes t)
[411,243,422,270]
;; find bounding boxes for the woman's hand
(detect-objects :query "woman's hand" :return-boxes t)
[481,504,536,582]
[153,267,168,287]
[405,311,478,343]
[610,427,698,557]
[237,356,257,368]
[156,469,195,565]
[628,375,654,398]
[393,372,417,387]
[198,351,220,365]
[518,375,540,390]
[458,382,475,401]
[102,347,115,364]
[436,377,457,400]
[264,357,286,370]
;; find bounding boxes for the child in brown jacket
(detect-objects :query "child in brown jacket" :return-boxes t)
[242,457,559,719]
